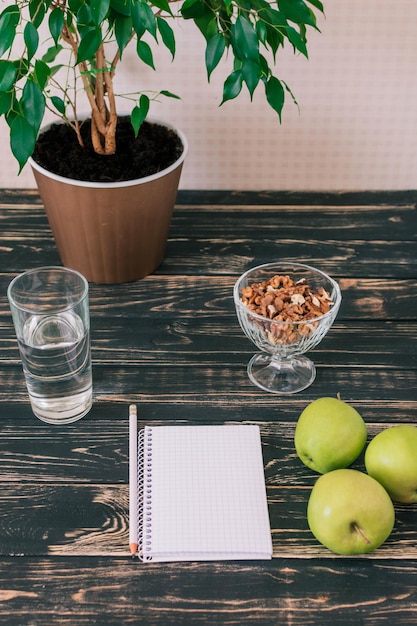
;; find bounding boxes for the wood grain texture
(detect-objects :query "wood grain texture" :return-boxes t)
[0,190,416,625]
[0,423,416,560]
[0,557,415,625]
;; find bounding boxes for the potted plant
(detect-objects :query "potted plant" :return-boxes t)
[0,0,324,283]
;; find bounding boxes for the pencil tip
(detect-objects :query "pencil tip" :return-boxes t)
[129,543,138,556]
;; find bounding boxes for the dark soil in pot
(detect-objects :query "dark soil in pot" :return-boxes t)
[32,116,184,183]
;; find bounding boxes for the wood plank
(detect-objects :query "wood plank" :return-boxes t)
[1,277,416,320]
[1,241,415,277]
[0,557,415,625]
[1,187,415,205]
[0,397,416,426]
[176,189,417,207]
[4,204,416,240]
[0,199,415,277]
[0,365,416,404]
[75,277,417,320]
[1,236,415,277]
[0,481,415,559]
[169,206,417,241]
[0,419,410,486]
[1,321,416,369]
[161,241,417,278]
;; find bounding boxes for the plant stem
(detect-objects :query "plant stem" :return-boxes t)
[61,27,118,155]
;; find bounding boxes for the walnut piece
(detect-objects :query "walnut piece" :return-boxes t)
[240,273,335,345]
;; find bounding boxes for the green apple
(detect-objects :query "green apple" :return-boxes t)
[307,468,395,555]
[365,425,417,503]
[294,396,367,473]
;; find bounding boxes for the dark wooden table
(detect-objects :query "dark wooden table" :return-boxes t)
[0,189,416,624]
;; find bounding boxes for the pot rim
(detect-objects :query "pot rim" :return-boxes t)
[29,115,188,189]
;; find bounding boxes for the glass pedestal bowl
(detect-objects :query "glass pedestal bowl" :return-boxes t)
[234,262,342,394]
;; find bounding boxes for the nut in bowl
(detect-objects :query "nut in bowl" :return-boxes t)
[234,262,342,394]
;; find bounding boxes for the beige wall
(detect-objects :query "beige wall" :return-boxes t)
[1,0,416,190]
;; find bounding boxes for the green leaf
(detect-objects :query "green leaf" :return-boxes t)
[282,79,299,107]
[24,21,39,60]
[14,57,30,82]
[181,0,208,20]
[51,95,66,114]
[33,59,51,90]
[265,75,285,120]
[259,53,271,78]
[278,0,318,28]
[136,2,157,38]
[109,0,131,17]
[77,28,102,64]
[131,94,149,136]
[193,13,218,42]
[49,63,65,78]
[151,0,172,16]
[5,108,17,128]
[232,56,242,72]
[130,2,145,37]
[48,7,64,45]
[91,0,110,25]
[157,17,175,58]
[181,0,218,40]
[221,70,243,105]
[41,44,63,64]
[306,0,324,13]
[136,40,155,69]
[0,61,17,91]
[159,89,180,99]
[76,4,94,36]
[29,0,46,28]
[205,33,225,81]
[241,58,261,99]
[21,80,45,132]
[285,25,308,56]
[0,90,13,115]
[69,0,84,12]
[262,6,287,28]
[260,6,287,55]
[231,16,260,63]
[256,20,268,46]
[115,14,132,57]
[0,5,20,56]
[10,114,36,172]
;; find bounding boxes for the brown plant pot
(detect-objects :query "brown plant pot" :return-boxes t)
[29,118,188,284]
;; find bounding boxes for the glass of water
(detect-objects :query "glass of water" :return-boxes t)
[7,266,92,424]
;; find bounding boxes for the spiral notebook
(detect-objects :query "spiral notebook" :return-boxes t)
[129,418,272,562]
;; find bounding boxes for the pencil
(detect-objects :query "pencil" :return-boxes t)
[129,404,138,556]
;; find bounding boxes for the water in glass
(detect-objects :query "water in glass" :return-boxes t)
[18,310,92,424]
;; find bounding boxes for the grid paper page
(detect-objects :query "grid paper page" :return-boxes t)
[139,425,272,562]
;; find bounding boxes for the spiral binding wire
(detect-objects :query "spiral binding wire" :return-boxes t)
[137,428,145,560]
[138,427,154,561]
